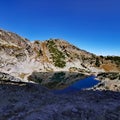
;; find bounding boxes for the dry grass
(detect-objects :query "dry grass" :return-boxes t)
[100,63,118,72]
[19,73,28,79]
[41,42,49,62]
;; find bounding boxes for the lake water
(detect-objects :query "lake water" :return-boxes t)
[53,76,99,94]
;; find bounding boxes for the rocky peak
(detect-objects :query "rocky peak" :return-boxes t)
[0,29,30,47]
[0,29,34,55]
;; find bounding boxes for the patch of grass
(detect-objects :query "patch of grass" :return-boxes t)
[19,73,27,79]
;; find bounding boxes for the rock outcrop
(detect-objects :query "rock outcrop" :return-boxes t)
[0,72,22,82]
[92,72,120,91]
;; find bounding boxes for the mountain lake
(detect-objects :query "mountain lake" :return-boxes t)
[52,76,100,94]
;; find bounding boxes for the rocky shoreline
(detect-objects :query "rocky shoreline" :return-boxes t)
[91,72,120,91]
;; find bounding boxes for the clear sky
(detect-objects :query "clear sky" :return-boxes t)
[0,0,120,56]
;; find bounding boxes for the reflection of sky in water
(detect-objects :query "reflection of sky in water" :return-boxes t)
[53,76,99,94]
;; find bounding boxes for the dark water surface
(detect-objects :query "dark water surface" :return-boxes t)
[53,76,99,94]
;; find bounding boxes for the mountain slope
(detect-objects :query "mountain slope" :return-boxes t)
[0,29,120,83]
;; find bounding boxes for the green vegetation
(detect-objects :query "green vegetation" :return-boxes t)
[47,40,66,68]
[105,56,120,67]
[95,57,100,67]
[98,72,120,80]
[34,40,40,44]
[37,49,43,56]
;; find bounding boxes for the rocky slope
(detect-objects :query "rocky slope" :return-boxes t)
[91,72,120,91]
[0,78,120,120]
[0,29,120,90]
[0,29,119,76]
[0,29,120,119]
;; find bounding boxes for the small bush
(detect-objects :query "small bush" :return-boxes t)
[95,57,100,67]
[105,56,120,67]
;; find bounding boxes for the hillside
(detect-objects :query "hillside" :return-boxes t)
[0,29,120,119]
[0,29,120,89]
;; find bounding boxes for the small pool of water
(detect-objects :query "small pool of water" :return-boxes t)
[53,76,99,94]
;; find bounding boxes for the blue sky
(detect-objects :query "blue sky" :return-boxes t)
[0,0,120,56]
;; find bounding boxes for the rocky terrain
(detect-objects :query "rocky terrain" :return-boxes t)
[0,77,120,120]
[0,29,120,88]
[0,29,120,119]
[91,72,120,91]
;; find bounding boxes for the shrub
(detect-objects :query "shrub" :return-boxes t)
[47,40,66,68]
[95,57,100,67]
[105,56,120,67]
